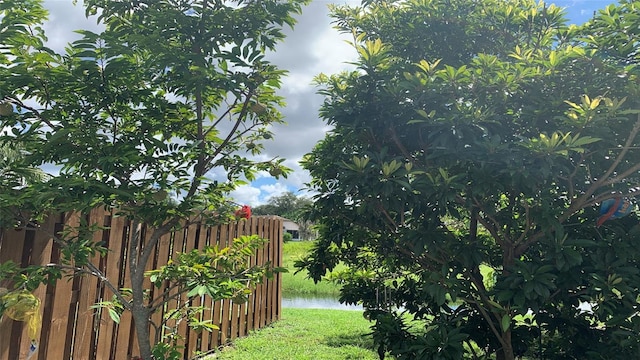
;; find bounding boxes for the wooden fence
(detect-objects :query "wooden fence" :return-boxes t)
[0,208,283,360]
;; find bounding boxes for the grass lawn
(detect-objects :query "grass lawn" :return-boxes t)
[205,308,385,360]
[281,241,342,297]
[203,242,383,359]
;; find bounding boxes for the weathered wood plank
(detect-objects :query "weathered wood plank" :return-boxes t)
[71,208,110,360]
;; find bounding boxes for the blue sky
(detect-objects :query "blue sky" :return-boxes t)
[556,0,614,23]
[41,0,617,206]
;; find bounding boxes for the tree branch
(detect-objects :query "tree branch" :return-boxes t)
[45,262,132,310]
[462,293,508,350]
[564,113,640,219]
[514,201,532,245]
[8,98,54,129]
[472,197,511,246]
[202,94,254,172]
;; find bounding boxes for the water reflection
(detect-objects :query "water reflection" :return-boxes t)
[282,295,363,311]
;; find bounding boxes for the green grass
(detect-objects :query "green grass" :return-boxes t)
[281,241,342,297]
[205,308,385,360]
[201,243,394,360]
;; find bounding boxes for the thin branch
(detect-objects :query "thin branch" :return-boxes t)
[208,97,240,131]
[388,126,412,160]
[150,320,161,344]
[139,222,180,275]
[149,282,180,309]
[514,186,640,257]
[581,188,640,210]
[567,113,640,215]
[86,261,133,310]
[469,207,478,244]
[514,201,532,245]
[375,201,398,230]
[45,262,132,310]
[466,339,481,360]
[472,197,510,246]
[561,152,587,199]
[203,95,253,169]
[514,231,545,258]
[395,243,445,267]
[217,121,264,149]
[475,212,505,248]
[9,97,55,129]
[158,296,192,331]
[599,162,640,188]
[150,288,184,311]
[595,113,640,190]
[462,294,507,349]
[464,270,514,350]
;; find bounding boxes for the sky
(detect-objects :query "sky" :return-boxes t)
[41,0,615,206]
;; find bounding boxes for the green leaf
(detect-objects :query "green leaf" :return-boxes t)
[501,314,511,332]
[108,308,121,324]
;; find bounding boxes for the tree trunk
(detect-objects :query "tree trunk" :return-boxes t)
[131,269,153,359]
[497,348,515,360]
[129,221,153,360]
[132,301,152,360]
[497,244,516,360]
[496,330,515,360]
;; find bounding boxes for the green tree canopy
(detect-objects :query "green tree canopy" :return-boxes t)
[300,0,640,359]
[252,191,312,220]
[252,191,316,239]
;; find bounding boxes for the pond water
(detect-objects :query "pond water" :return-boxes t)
[282,296,595,315]
[282,295,363,311]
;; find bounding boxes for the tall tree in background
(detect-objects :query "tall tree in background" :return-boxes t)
[252,191,311,220]
[0,0,308,358]
[300,0,640,359]
[252,192,315,239]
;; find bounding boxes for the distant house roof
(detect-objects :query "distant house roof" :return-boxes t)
[258,215,300,231]
[282,219,299,231]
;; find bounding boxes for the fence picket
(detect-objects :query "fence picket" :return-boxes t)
[197,226,214,353]
[94,212,124,360]
[0,226,29,360]
[45,213,81,360]
[71,208,109,360]
[26,216,56,360]
[149,230,173,346]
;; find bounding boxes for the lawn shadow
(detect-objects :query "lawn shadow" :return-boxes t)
[324,331,376,351]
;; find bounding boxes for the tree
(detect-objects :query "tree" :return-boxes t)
[252,191,310,219]
[0,142,49,227]
[252,191,315,239]
[299,0,640,359]
[0,0,308,359]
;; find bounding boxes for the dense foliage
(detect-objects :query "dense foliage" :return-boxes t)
[0,0,308,358]
[254,191,315,241]
[252,192,311,219]
[252,192,315,239]
[299,0,640,359]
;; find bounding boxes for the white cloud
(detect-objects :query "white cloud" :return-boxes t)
[230,184,262,206]
[280,73,317,95]
[260,182,291,201]
[43,1,103,52]
[230,180,295,206]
